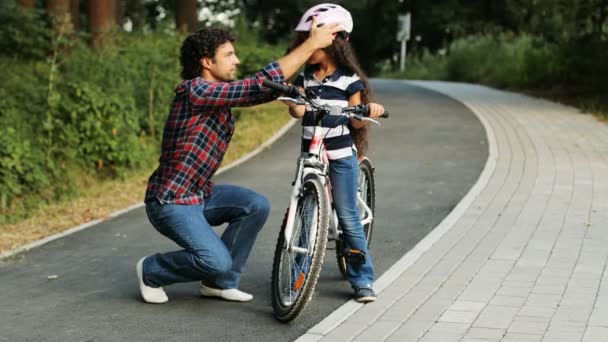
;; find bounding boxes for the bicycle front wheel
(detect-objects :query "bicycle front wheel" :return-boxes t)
[271,174,330,322]
[358,157,376,245]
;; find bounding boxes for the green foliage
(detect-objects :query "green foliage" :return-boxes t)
[0,9,288,221]
[60,34,182,138]
[383,30,607,121]
[0,118,50,210]
[443,33,560,88]
[0,2,52,60]
[235,42,286,78]
[52,81,145,171]
[556,35,608,87]
[0,32,177,214]
[232,14,287,78]
[386,33,564,88]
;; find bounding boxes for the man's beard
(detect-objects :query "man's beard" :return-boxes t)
[220,70,237,82]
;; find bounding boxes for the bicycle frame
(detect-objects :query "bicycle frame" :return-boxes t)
[265,78,386,321]
[282,125,374,258]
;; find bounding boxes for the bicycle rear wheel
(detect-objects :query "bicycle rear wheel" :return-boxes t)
[336,157,376,278]
[271,174,329,322]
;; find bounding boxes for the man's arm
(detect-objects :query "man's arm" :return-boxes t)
[189,17,341,108]
[189,62,284,108]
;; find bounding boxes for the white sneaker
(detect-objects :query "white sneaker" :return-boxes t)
[136,257,168,304]
[199,283,253,302]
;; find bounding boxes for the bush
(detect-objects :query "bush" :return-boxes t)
[385,33,561,89]
[0,3,52,60]
[0,32,177,213]
[442,33,560,88]
[232,17,287,78]
[53,81,146,171]
[0,10,288,219]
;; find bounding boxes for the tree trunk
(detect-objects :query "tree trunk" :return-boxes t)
[176,0,197,33]
[89,0,116,48]
[17,0,36,8]
[104,0,122,27]
[598,0,607,35]
[70,0,80,31]
[47,0,70,16]
[47,0,73,34]
[126,0,146,31]
[115,0,124,28]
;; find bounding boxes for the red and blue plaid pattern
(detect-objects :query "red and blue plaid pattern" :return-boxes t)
[145,62,284,205]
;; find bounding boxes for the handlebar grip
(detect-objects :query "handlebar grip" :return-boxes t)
[263,79,303,99]
[361,105,389,119]
[262,79,290,93]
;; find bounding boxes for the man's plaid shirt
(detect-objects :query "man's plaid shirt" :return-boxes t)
[145,62,285,205]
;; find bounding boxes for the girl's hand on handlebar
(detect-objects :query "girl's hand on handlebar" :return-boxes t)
[368,103,385,119]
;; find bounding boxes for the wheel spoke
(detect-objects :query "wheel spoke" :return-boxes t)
[278,187,319,306]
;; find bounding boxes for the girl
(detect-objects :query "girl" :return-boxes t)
[283,3,385,303]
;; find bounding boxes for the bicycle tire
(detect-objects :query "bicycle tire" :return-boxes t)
[336,157,376,278]
[271,174,330,322]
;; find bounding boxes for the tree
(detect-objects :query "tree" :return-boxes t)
[591,0,607,35]
[176,0,197,33]
[17,0,35,8]
[89,0,117,48]
[47,0,71,31]
[124,0,146,31]
[47,0,70,15]
[70,0,80,31]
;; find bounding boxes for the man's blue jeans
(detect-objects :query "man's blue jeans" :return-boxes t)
[142,184,270,289]
[330,152,375,289]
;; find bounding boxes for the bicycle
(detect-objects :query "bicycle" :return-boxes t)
[262,79,388,322]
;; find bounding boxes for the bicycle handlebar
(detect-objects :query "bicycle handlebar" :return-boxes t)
[263,79,389,119]
[262,79,291,93]
[263,79,303,99]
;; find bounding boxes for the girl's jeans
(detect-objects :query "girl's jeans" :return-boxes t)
[330,152,375,289]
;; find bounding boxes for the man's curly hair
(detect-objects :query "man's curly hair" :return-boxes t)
[180,28,235,80]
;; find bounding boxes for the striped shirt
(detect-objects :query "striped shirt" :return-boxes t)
[294,67,365,160]
[145,62,284,205]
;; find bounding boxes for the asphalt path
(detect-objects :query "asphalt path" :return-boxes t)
[0,80,487,342]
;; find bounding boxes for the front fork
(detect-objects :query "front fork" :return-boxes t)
[283,159,326,257]
[282,158,374,255]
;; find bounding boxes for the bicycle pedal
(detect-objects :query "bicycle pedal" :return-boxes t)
[343,249,366,265]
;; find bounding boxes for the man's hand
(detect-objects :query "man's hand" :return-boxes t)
[307,16,342,50]
[276,16,342,79]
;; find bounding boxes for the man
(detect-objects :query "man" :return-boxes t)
[137,17,341,304]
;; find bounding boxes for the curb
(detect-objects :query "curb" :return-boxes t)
[0,118,298,261]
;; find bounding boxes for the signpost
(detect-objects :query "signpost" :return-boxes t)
[397,13,411,72]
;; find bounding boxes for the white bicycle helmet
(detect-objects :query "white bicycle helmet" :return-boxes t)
[294,3,353,34]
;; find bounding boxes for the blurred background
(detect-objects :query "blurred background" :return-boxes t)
[1,0,606,244]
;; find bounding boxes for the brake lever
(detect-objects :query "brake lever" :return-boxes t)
[351,113,381,126]
[277,96,306,105]
[363,117,382,126]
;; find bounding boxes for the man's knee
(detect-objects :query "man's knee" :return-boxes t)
[249,193,271,221]
[192,250,232,276]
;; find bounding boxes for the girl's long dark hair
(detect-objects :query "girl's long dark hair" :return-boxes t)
[288,32,372,157]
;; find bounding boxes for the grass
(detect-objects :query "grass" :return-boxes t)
[380,33,608,121]
[519,86,608,121]
[0,101,291,254]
